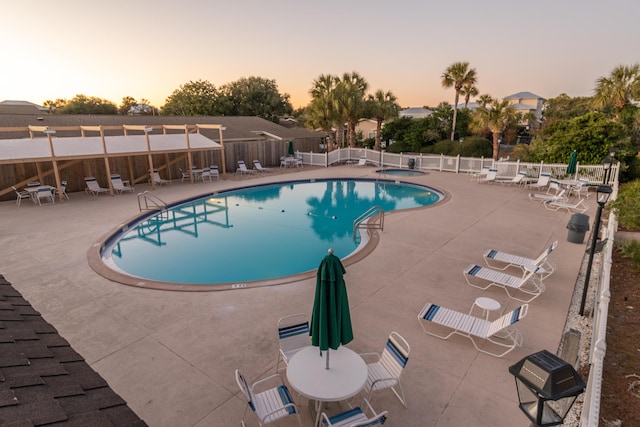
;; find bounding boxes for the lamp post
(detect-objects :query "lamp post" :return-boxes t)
[579,184,612,316]
[509,350,585,427]
[601,157,612,184]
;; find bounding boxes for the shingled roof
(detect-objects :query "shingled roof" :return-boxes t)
[0,274,146,426]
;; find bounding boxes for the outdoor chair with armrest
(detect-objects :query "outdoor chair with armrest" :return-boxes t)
[463,264,546,303]
[484,240,558,280]
[237,160,257,175]
[526,173,551,190]
[253,160,271,172]
[321,398,388,427]
[276,313,310,372]
[152,170,171,185]
[36,187,55,205]
[544,198,588,214]
[110,174,134,193]
[12,186,31,206]
[84,177,109,195]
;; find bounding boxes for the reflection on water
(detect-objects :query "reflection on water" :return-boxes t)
[108,180,441,284]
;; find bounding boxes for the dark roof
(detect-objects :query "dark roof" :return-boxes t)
[0,274,147,426]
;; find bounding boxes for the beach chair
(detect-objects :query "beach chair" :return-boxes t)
[12,186,31,206]
[235,369,302,427]
[359,331,410,408]
[237,160,257,175]
[484,241,558,280]
[357,156,367,167]
[418,302,528,357]
[527,173,551,190]
[544,198,588,214]
[110,174,134,193]
[152,170,171,185]
[477,169,497,184]
[276,313,310,372]
[528,188,567,203]
[470,167,490,182]
[321,398,388,427]
[463,264,546,303]
[84,177,109,195]
[253,160,271,172]
[495,172,527,186]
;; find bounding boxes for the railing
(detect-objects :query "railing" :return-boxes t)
[137,191,167,213]
[353,205,384,242]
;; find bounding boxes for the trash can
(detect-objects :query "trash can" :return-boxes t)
[408,158,416,169]
[567,213,590,244]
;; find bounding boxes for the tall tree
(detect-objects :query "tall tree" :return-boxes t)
[593,64,640,120]
[336,72,369,148]
[307,74,340,149]
[119,96,137,115]
[366,90,400,151]
[460,81,479,108]
[441,61,477,140]
[218,76,292,121]
[470,98,519,160]
[477,94,493,108]
[56,94,117,114]
[161,80,219,116]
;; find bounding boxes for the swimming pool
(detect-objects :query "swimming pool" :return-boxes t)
[376,168,425,176]
[96,179,443,289]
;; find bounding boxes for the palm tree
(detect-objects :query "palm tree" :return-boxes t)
[471,99,520,160]
[307,74,340,150]
[336,72,369,148]
[367,90,400,151]
[477,94,493,108]
[593,64,640,120]
[460,81,479,108]
[441,61,477,140]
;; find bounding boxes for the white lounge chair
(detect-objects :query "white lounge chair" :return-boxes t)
[359,331,410,408]
[495,172,527,186]
[52,180,70,200]
[321,398,388,427]
[418,302,528,357]
[110,174,134,193]
[152,170,171,185]
[527,173,551,190]
[470,167,490,182]
[237,160,257,175]
[84,177,109,195]
[12,186,31,206]
[235,370,302,427]
[253,160,271,172]
[463,264,546,303]
[544,198,588,214]
[276,313,310,372]
[477,169,497,183]
[357,156,367,167]
[484,241,558,280]
[528,188,567,203]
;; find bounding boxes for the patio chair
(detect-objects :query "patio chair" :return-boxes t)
[526,173,551,190]
[477,169,497,184]
[544,198,588,214]
[528,188,567,203]
[321,398,388,427]
[418,302,529,358]
[359,331,410,408]
[152,170,171,185]
[280,157,287,168]
[495,171,527,186]
[470,167,490,182]
[296,155,303,168]
[484,240,558,280]
[253,160,271,172]
[199,168,215,182]
[84,177,109,195]
[110,174,134,193]
[357,156,368,167]
[235,369,302,427]
[276,313,310,372]
[463,264,545,303]
[36,187,55,205]
[52,180,70,200]
[178,167,191,183]
[209,165,220,180]
[237,160,257,175]
[568,179,590,199]
[12,186,31,206]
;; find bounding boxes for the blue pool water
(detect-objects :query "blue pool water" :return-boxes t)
[103,179,442,285]
[376,168,425,176]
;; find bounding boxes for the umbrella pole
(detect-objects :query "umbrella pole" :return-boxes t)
[326,349,330,369]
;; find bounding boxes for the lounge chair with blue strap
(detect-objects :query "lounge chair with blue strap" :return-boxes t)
[463,264,546,303]
[276,313,310,372]
[359,331,410,408]
[483,241,558,280]
[235,369,302,427]
[544,198,589,214]
[418,303,529,357]
[321,398,388,426]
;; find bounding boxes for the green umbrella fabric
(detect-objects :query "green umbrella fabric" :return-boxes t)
[566,150,578,175]
[288,140,295,156]
[310,251,353,353]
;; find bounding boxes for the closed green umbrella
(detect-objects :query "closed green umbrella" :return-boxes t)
[310,248,353,369]
[288,139,295,156]
[566,150,578,175]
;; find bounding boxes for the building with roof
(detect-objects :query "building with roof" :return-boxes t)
[504,91,545,121]
[399,107,432,119]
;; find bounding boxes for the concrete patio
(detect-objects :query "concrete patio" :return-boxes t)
[0,165,594,426]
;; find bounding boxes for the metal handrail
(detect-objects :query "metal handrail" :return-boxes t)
[137,191,167,213]
[353,205,384,241]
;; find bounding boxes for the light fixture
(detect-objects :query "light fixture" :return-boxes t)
[601,157,612,184]
[144,127,153,133]
[579,184,613,315]
[43,129,56,135]
[509,350,585,427]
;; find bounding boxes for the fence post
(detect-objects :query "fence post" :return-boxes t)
[456,154,461,173]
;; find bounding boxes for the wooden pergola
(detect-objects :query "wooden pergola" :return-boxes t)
[0,123,226,202]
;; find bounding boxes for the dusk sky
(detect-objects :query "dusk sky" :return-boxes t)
[2,0,638,110]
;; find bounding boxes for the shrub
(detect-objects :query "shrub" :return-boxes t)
[617,240,640,269]
[385,141,412,153]
[610,180,640,231]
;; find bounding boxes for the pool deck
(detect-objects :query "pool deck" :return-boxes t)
[0,165,594,426]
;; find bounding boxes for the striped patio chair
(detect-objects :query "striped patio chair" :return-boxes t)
[321,398,388,427]
[235,369,301,427]
[483,241,558,280]
[276,313,310,372]
[418,303,529,358]
[359,331,410,408]
[463,264,546,303]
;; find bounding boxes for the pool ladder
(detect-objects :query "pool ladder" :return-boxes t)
[353,205,384,242]
[138,191,168,219]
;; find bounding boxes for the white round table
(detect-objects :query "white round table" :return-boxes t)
[286,346,367,425]
[472,297,501,320]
